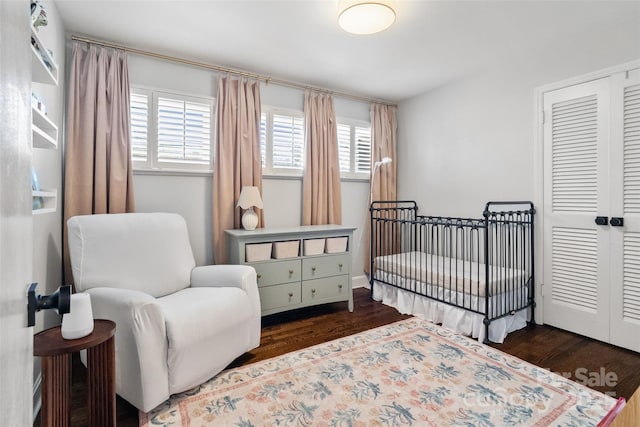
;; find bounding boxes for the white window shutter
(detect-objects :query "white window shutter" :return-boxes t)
[355,126,372,174]
[337,123,351,173]
[260,112,267,167]
[157,96,211,166]
[272,113,304,169]
[130,92,149,162]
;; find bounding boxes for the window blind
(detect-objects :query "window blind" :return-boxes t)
[355,126,372,173]
[337,123,352,173]
[157,96,211,165]
[130,92,149,162]
[272,113,304,169]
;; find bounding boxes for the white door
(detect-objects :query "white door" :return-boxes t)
[542,78,611,341]
[0,1,35,424]
[610,68,640,353]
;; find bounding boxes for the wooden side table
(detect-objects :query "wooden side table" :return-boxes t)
[34,319,116,427]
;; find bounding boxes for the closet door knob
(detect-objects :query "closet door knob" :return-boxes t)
[610,217,624,227]
[595,216,608,226]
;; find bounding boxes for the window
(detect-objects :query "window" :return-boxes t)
[260,108,305,176]
[130,87,214,172]
[337,120,372,179]
[259,108,372,180]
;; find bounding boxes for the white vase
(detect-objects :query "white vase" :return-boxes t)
[61,293,94,340]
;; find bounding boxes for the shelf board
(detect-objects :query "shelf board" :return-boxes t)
[32,189,57,215]
[32,106,57,131]
[33,207,56,215]
[33,190,57,198]
[30,26,58,86]
[32,125,57,149]
[32,107,58,149]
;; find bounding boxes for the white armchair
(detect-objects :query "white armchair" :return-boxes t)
[67,213,261,412]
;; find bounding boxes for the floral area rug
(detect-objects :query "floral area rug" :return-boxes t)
[140,317,614,426]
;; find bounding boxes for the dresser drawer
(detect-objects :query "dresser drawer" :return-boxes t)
[302,254,350,280]
[302,275,350,303]
[250,260,301,287]
[259,283,301,312]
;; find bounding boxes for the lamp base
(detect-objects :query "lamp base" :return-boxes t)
[242,207,259,231]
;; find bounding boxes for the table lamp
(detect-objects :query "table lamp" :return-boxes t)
[237,186,263,230]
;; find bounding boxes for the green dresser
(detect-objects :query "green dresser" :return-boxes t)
[226,225,355,316]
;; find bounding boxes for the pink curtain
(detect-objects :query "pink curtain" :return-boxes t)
[213,77,263,264]
[302,92,342,225]
[364,103,397,273]
[64,42,135,283]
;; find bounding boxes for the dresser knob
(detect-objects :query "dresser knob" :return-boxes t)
[311,267,316,273]
[257,274,262,279]
[338,263,343,269]
[338,284,343,289]
[289,269,294,275]
[311,289,316,294]
[288,292,293,299]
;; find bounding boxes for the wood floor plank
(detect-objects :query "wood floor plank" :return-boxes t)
[36,287,640,426]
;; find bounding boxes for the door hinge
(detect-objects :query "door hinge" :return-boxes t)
[542,110,546,124]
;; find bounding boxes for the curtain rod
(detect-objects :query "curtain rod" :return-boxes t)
[70,34,396,106]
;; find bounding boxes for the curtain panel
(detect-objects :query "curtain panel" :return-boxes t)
[302,92,342,225]
[212,77,263,264]
[63,42,135,283]
[364,103,398,274]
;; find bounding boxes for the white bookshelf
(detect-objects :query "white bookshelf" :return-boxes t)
[31,24,59,216]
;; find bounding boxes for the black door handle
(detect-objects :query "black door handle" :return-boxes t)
[595,216,608,226]
[610,217,624,227]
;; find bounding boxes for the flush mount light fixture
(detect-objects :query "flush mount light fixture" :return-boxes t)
[338,0,397,35]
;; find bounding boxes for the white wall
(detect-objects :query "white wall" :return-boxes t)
[129,54,371,279]
[398,8,640,218]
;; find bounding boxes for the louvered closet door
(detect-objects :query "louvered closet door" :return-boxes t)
[610,69,640,352]
[543,78,611,341]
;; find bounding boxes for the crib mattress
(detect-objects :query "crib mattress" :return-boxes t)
[374,251,527,297]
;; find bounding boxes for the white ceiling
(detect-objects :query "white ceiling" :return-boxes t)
[55,1,640,102]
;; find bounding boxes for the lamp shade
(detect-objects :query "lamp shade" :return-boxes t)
[338,0,396,35]
[237,186,263,209]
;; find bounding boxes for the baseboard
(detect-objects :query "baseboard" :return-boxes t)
[33,372,41,421]
[352,275,370,289]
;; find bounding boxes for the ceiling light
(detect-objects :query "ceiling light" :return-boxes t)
[338,0,396,35]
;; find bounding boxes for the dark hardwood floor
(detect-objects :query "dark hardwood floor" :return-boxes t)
[40,287,640,426]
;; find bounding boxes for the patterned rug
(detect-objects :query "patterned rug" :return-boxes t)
[140,318,615,426]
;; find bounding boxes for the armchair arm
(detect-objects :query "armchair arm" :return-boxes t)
[85,287,170,412]
[191,264,256,289]
[191,265,261,347]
